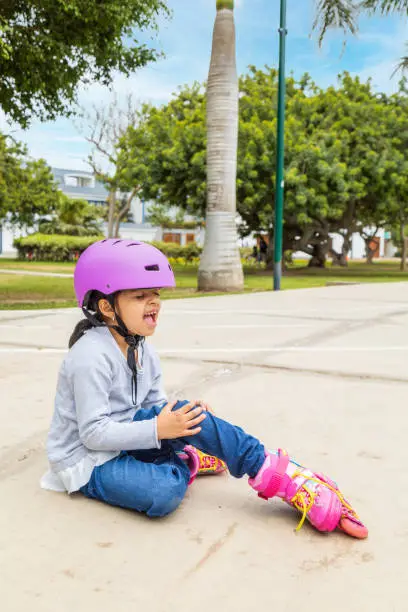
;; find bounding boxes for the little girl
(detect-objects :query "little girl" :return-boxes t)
[41,239,367,538]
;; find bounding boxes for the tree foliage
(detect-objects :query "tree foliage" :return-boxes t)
[38,194,103,236]
[0,135,61,228]
[119,84,207,217]
[0,0,169,126]
[118,67,408,266]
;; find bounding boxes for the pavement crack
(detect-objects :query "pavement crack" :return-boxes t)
[161,355,408,385]
[183,523,238,579]
[0,431,46,482]
[167,363,242,401]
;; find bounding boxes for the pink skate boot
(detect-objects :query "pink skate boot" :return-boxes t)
[178,446,227,485]
[249,449,368,539]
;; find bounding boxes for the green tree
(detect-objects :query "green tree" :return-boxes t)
[0,135,60,228]
[377,81,408,269]
[38,193,103,237]
[0,0,169,127]
[302,73,392,266]
[145,202,201,229]
[119,86,207,217]
[119,68,406,267]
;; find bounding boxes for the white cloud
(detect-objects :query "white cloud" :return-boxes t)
[355,59,401,93]
[352,19,408,93]
[78,70,177,110]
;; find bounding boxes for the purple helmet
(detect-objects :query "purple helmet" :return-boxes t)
[74,239,176,307]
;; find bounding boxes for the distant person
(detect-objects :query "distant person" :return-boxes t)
[40,239,367,539]
[259,237,268,262]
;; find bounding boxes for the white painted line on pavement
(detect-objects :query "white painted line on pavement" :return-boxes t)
[0,269,73,278]
[0,324,51,329]
[193,324,313,329]
[2,346,408,354]
[0,348,67,353]
[158,346,408,353]
[165,306,407,316]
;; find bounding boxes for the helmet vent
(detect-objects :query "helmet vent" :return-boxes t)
[145,264,160,272]
[113,240,122,245]
[127,242,142,247]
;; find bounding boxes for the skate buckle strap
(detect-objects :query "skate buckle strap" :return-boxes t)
[259,449,290,500]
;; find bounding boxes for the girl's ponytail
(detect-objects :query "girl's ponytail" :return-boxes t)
[68,319,94,348]
[68,290,106,348]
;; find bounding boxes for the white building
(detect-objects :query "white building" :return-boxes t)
[0,167,202,255]
[330,229,396,259]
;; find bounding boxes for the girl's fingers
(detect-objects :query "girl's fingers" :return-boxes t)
[194,400,214,415]
[187,414,206,428]
[178,402,195,414]
[184,427,202,436]
[185,406,204,421]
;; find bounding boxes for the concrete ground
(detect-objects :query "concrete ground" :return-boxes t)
[1,282,408,612]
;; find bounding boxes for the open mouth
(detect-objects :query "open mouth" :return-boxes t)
[143,311,158,326]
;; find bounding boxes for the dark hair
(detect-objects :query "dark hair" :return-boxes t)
[69,319,95,348]
[68,290,109,348]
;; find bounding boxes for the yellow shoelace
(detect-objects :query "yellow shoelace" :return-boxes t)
[290,471,361,532]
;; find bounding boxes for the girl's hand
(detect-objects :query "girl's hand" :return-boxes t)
[157,401,206,440]
[193,400,215,415]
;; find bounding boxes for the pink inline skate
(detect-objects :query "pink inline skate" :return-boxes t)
[249,449,368,539]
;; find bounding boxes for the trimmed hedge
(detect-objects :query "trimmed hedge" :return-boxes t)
[14,234,104,261]
[150,241,202,262]
[14,234,203,263]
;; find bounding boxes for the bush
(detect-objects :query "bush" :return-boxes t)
[13,235,203,263]
[38,220,101,237]
[151,241,202,262]
[14,233,103,261]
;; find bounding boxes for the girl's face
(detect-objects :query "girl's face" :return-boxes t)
[103,289,162,337]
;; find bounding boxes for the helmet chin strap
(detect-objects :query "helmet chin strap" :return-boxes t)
[82,295,144,406]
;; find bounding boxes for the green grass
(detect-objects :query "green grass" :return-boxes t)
[0,259,75,273]
[0,260,407,310]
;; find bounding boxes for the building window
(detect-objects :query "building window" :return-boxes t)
[163,232,181,244]
[64,174,94,188]
[78,176,93,188]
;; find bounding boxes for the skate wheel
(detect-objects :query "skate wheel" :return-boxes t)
[339,517,368,539]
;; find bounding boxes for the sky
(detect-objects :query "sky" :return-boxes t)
[1,0,407,171]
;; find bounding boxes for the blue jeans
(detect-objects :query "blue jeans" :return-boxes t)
[80,401,266,517]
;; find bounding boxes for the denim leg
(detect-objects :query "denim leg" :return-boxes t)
[79,404,190,517]
[168,400,265,479]
[80,452,189,518]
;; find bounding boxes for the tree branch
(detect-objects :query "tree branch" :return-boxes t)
[113,186,139,237]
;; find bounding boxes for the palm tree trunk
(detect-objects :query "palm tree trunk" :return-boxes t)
[198,0,244,291]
